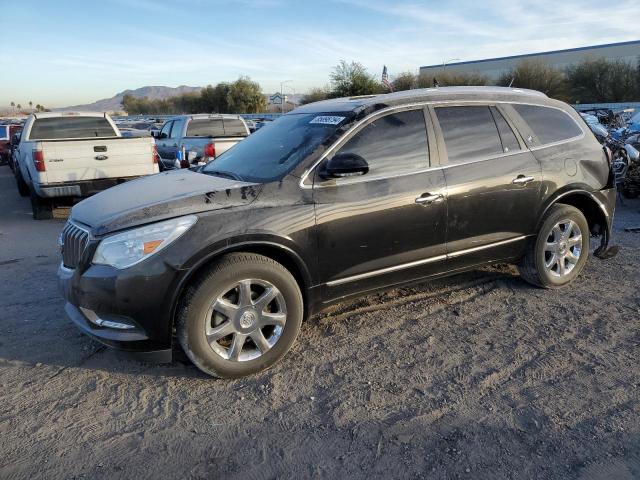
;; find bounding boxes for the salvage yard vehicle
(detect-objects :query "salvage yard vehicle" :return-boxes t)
[0,123,21,166]
[154,114,249,170]
[58,87,618,378]
[13,112,159,219]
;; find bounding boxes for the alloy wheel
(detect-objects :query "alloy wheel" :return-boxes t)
[543,219,582,277]
[204,279,287,362]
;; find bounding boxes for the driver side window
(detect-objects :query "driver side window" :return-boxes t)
[334,109,429,179]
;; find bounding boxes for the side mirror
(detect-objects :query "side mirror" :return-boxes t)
[320,153,369,179]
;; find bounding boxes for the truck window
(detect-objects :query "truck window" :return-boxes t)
[512,104,583,145]
[29,117,117,140]
[0,125,8,140]
[186,119,225,137]
[223,118,248,136]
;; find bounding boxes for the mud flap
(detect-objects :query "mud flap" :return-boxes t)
[593,226,619,259]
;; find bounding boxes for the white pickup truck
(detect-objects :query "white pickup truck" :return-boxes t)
[13,112,159,219]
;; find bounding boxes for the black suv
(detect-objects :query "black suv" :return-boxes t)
[58,87,617,378]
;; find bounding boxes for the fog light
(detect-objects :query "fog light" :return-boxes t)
[80,307,135,330]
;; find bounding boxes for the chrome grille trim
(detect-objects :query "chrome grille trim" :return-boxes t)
[60,221,90,269]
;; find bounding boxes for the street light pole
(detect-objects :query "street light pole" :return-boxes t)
[442,58,460,71]
[280,80,292,114]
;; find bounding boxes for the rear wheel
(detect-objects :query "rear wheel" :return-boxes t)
[177,253,303,378]
[518,204,589,288]
[15,169,29,197]
[30,188,54,220]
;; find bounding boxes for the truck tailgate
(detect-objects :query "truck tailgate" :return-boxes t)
[214,137,244,156]
[41,137,157,183]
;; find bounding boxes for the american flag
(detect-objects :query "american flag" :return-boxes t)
[382,65,393,91]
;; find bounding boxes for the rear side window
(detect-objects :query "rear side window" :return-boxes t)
[435,106,503,164]
[186,118,247,137]
[335,109,429,178]
[29,117,117,140]
[0,125,8,140]
[513,104,582,145]
[490,107,520,153]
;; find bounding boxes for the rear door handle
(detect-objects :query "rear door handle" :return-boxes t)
[512,175,535,185]
[415,193,444,205]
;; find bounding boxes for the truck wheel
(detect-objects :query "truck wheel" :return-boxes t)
[177,253,303,378]
[15,169,30,197]
[30,188,54,220]
[518,204,589,289]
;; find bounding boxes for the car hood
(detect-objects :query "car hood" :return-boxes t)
[71,170,262,236]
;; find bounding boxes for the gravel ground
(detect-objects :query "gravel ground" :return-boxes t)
[1,166,639,479]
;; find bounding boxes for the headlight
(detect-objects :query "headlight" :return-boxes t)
[93,215,197,269]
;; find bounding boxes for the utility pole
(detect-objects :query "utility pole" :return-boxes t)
[280,80,292,114]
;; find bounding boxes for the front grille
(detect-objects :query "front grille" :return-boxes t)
[61,222,90,269]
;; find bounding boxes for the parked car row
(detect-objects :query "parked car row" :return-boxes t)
[55,86,618,379]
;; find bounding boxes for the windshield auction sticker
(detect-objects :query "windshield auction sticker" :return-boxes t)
[309,116,346,125]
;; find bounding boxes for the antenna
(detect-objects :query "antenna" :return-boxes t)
[508,77,515,88]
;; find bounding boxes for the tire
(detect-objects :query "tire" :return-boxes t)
[30,188,54,220]
[15,169,29,197]
[518,204,589,289]
[177,253,303,378]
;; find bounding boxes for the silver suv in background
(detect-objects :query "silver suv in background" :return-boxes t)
[155,114,249,170]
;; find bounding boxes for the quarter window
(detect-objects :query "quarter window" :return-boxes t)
[513,104,582,145]
[435,106,503,164]
[333,109,429,178]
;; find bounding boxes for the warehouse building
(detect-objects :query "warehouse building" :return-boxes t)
[419,40,640,80]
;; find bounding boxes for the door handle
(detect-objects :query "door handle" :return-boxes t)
[415,193,444,205]
[172,143,178,147]
[512,175,535,185]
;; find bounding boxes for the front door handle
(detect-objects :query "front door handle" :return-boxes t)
[415,193,444,205]
[512,175,535,185]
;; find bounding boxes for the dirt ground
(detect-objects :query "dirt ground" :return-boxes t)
[1,166,639,479]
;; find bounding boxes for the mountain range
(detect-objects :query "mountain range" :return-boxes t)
[56,85,202,112]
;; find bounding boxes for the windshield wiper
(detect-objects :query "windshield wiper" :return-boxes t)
[204,170,243,181]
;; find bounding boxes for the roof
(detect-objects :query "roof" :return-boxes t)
[167,114,244,120]
[420,39,640,69]
[32,111,107,118]
[292,86,549,114]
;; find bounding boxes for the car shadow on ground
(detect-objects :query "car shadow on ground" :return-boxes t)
[1,265,527,381]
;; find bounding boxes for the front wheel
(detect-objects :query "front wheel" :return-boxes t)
[518,204,589,288]
[177,253,303,378]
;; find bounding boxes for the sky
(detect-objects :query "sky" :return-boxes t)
[1,0,639,108]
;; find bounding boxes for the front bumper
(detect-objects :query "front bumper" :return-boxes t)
[58,256,183,361]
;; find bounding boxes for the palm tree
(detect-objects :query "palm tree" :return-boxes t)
[29,101,33,111]
[36,104,42,112]
[10,101,15,113]
[16,104,22,112]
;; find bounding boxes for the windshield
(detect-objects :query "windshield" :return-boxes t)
[202,112,352,183]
